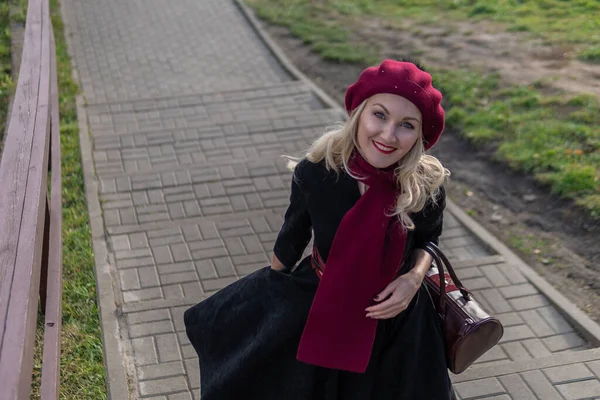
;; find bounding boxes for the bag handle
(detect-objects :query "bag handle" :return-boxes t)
[420,242,470,315]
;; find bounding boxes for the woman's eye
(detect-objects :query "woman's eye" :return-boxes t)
[374,111,386,120]
[402,121,415,129]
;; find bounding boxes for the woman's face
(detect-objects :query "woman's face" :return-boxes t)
[356,93,421,169]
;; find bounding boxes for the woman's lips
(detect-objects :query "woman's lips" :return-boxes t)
[373,140,396,154]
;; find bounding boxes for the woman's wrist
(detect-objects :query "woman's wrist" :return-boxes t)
[407,249,433,282]
[405,268,426,285]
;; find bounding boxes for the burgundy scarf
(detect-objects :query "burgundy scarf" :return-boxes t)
[296,152,408,373]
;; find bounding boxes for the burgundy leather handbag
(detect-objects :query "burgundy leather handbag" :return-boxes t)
[420,242,504,374]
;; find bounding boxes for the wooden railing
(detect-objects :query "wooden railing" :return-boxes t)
[0,0,62,397]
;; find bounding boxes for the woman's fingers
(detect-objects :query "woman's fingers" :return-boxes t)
[365,296,395,313]
[373,282,396,302]
[366,297,408,318]
[367,305,404,319]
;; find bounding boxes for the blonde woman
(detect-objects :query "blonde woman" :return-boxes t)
[185,60,455,399]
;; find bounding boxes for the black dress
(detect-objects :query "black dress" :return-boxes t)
[184,159,454,400]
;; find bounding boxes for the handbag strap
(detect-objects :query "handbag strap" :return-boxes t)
[420,242,471,314]
[426,242,470,293]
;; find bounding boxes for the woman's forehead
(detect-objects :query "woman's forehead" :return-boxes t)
[368,93,421,119]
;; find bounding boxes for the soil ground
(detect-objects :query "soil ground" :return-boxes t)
[256,20,600,322]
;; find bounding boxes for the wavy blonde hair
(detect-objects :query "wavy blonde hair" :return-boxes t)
[288,99,450,230]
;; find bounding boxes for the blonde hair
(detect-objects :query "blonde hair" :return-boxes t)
[287,100,450,230]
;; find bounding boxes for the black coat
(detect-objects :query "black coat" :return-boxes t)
[184,159,454,399]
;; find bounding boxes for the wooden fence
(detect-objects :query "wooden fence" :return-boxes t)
[0,0,62,397]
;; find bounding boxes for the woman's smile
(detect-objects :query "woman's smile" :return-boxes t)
[372,140,396,154]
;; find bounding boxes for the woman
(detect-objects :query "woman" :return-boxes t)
[185,59,454,399]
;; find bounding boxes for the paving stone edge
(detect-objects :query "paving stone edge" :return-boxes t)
[233,0,341,112]
[447,201,600,346]
[452,347,600,383]
[235,0,600,349]
[61,1,133,399]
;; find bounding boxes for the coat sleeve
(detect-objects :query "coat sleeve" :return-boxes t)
[413,185,446,247]
[273,160,313,269]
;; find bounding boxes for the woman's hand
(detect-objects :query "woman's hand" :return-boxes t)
[365,270,423,319]
[271,254,287,271]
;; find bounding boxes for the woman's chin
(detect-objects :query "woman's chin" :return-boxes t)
[364,153,398,169]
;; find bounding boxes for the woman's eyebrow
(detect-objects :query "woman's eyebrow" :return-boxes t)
[373,103,420,123]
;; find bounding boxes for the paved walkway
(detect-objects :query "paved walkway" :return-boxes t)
[62,0,600,398]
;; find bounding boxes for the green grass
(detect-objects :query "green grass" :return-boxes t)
[248,0,600,61]
[28,0,108,398]
[246,0,600,217]
[0,0,13,135]
[440,76,600,215]
[578,46,600,63]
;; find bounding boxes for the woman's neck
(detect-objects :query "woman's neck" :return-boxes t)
[357,181,368,195]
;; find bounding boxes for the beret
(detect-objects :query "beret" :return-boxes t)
[345,60,444,150]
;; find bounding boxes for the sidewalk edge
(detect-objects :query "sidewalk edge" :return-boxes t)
[76,95,132,400]
[60,1,133,398]
[233,0,343,113]
[446,200,600,346]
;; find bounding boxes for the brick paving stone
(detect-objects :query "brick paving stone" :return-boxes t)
[543,333,587,352]
[123,287,163,303]
[127,309,171,325]
[587,360,600,378]
[537,306,575,335]
[501,342,533,361]
[556,379,600,399]
[139,376,189,397]
[184,359,200,390]
[131,336,158,366]
[156,333,182,363]
[130,320,175,339]
[500,325,536,343]
[497,312,525,327]
[478,288,514,314]
[496,263,529,285]
[138,361,185,381]
[454,378,506,399]
[169,392,193,400]
[519,309,556,337]
[462,277,493,290]
[544,364,595,384]
[474,345,509,364]
[500,283,538,299]
[521,338,553,358]
[499,374,537,399]
[520,370,563,400]
[510,294,550,311]
[479,264,511,287]
[457,266,483,279]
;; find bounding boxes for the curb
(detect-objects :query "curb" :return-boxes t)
[233,0,342,113]
[235,0,600,348]
[60,1,133,399]
[447,201,600,346]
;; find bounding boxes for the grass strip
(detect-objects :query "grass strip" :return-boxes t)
[0,0,13,137]
[29,0,108,398]
[249,0,600,62]
[246,0,600,217]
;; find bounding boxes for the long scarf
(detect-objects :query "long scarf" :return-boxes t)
[296,152,408,373]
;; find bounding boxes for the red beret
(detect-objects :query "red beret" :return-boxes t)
[345,60,445,150]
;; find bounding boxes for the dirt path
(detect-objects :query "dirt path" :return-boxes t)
[255,20,600,322]
[359,18,600,99]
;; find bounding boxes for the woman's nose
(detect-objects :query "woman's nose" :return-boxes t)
[379,123,396,142]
